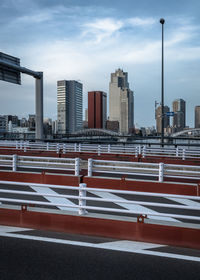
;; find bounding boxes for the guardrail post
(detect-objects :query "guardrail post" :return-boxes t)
[47,142,49,151]
[16,141,19,150]
[56,143,60,154]
[108,144,111,153]
[182,149,186,160]
[98,144,101,155]
[63,144,66,154]
[142,146,146,158]
[135,146,138,158]
[23,143,26,152]
[74,143,77,152]
[12,154,17,172]
[79,183,87,215]
[75,158,80,176]
[176,147,179,157]
[159,162,164,182]
[79,143,81,152]
[88,158,93,176]
[139,145,141,155]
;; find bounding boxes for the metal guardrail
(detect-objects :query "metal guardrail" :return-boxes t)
[88,159,200,182]
[1,141,200,160]
[0,154,80,175]
[0,180,199,222]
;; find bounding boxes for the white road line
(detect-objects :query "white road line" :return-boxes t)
[166,197,200,207]
[30,185,77,211]
[0,225,32,233]
[89,190,179,222]
[0,232,199,263]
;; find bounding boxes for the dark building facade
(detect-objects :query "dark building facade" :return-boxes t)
[88,91,107,129]
[172,99,186,131]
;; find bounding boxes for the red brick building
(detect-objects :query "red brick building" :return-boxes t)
[88,91,107,129]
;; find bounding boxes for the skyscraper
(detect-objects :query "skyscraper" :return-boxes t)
[195,106,200,128]
[57,80,83,134]
[172,99,186,131]
[88,91,107,129]
[156,105,170,134]
[109,69,134,134]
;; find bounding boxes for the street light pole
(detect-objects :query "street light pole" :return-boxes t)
[160,18,165,147]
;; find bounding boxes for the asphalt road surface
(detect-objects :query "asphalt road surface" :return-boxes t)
[0,225,200,280]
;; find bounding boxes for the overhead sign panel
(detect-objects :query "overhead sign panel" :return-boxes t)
[166,111,174,117]
[0,52,21,85]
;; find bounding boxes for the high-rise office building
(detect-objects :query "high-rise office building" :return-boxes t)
[195,106,200,128]
[156,105,170,134]
[172,99,186,131]
[109,68,134,134]
[57,80,83,134]
[88,91,107,129]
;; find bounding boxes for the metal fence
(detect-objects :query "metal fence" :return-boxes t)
[0,154,80,175]
[1,141,200,160]
[87,159,200,182]
[0,180,199,223]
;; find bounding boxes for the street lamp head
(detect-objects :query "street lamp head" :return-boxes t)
[160,18,165,24]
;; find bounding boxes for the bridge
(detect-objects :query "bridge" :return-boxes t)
[171,128,200,137]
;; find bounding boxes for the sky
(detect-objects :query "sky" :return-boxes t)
[0,0,200,128]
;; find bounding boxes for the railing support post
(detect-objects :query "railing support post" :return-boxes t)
[98,144,101,156]
[139,145,141,155]
[12,154,17,172]
[88,158,93,176]
[135,146,138,158]
[63,144,66,154]
[24,143,27,152]
[74,143,77,152]
[159,162,164,182]
[47,142,49,151]
[108,144,111,153]
[79,143,81,152]
[75,158,80,176]
[56,143,60,154]
[79,183,87,215]
[182,148,186,160]
[142,146,146,158]
[176,147,179,157]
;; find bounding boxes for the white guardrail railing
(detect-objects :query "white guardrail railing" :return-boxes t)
[0,153,200,182]
[0,154,80,175]
[0,180,199,223]
[87,159,200,182]
[0,140,200,160]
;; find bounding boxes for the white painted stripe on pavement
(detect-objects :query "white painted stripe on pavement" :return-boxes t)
[30,185,77,211]
[0,225,32,233]
[89,190,179,223]
[166,197,200,207]
[0,232,200,263]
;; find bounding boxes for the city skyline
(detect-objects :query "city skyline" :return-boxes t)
[0,0,200,127]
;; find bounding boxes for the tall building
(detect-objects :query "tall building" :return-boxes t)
[109,69,134,134]
[172,99,186,131]
[57,80,83,134]
[195,106,200,128]
[156,105,170,134]
[88,91,107,129]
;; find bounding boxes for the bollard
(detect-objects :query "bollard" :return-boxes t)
[12,154,17,172]
[79,183,87,215]
[159,162,164,182]
[75,158,80,176]
[88,158,93,176]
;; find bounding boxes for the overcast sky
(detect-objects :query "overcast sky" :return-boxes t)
[0,0,200,128]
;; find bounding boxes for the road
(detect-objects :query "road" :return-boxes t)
[0,225,200,280]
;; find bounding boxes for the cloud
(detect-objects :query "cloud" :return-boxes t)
[128,17,156,27]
